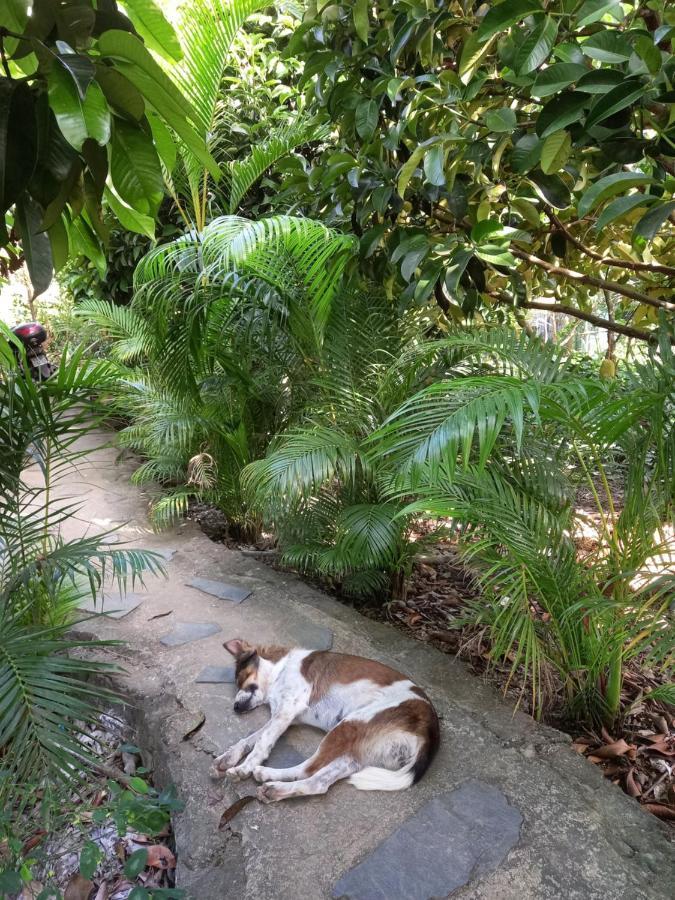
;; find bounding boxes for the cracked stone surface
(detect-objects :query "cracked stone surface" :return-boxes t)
[160,622,222,647]
[187,577,251,604]
[77,591,144,619]
[195,665,236,684]
[51,428,675,900]
[332,780,522,900]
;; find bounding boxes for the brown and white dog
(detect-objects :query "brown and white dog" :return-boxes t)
[210,639,439,803]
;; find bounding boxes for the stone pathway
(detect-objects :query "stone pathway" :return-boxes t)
[40,430,675,899]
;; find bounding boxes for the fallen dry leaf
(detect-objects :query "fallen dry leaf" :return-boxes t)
[571,742,588,754]
[641,803,675,820]
[148,609,173,620]
[64,874,94,900]
[93,883,108,900]
[21,830,46,854]
[146,844,176,869]
[625,769,642,798]
[594,739,632,759]
[218,795,257,829]
[19,882,43,899]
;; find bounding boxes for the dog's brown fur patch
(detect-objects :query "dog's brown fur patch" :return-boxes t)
[304,699,438,777]
[257,645,288,664]
[300,651,407,704]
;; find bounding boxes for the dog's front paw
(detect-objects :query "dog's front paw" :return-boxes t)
[257,781,285,804]
[210,762,228,780]
[226,765,250,782]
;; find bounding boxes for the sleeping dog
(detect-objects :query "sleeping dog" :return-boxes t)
[210,638,439,803]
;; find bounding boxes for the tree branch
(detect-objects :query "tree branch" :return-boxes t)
[547,209,675,277]
[511,249,675,312]
[506,300,666,343]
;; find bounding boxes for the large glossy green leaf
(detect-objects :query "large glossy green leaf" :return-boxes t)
[528,172,571,208]
[353,0,369,43]
[355,98,378,140]
[47,65,111,150]
[575,0,623,28]
[514,16,558,74]
[109,119,163,215]
[510,134,541,173]
[578,172,652,217]
[47,215,69,271]
[632,201,675,242]
[120,0,183,63]
[530,62,587,97]
[14,193,52,297]
[593,193,654,231]
[105,185,156,238]
[580,30,632,63]
[585,81,646,130]
[397,145,425,197]
[540,131,571,174]
[423,144,446,186]
[97,30,218,179]
[0,0,28,31]
[485,108,517,132]
[53,50,95,100]
[477,0,542,43]
[536,92,588,138]
[94,65,145,120]
[574,69,624,94]
[0,80,37,217]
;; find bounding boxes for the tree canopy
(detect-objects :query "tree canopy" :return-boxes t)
[283,0,675,341]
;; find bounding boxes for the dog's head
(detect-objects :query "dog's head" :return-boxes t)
[224,638,267,713]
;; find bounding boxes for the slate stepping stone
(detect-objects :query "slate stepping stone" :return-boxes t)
[187,577,251,604]
[152,547,177,561]
[195,665,236,684]
[78,592,144,619]
[160,622,222,647]
[332,780,522,900]
[293,619,333,651]
[267,737,306,769]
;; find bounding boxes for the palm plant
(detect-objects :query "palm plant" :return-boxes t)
[0,333,163,812]
[368,327,674,724]
[79,215,357,535]
[163,0,320,228]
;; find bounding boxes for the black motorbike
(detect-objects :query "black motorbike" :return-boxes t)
[11,322,55,381]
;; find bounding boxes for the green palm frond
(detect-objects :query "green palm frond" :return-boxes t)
[0,612,121,808]
[334,503,404,569]
[227,118,329,213]
[243,425,361,504]
[76,300,156,363]
[171,0,270,222]
[201,215,357,334]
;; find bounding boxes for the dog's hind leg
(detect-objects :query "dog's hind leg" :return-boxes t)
[252,719,355,784]
[257,756,359,803]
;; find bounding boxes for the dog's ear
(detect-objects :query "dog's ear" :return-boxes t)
[224,638,254,658]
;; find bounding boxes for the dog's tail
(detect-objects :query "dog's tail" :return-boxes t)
[348,761,416,791]
[348,708,440,792]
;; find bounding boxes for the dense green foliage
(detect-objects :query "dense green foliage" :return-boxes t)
[69,0,674,729]
[284,0,674,340]
[0,0,215,293]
